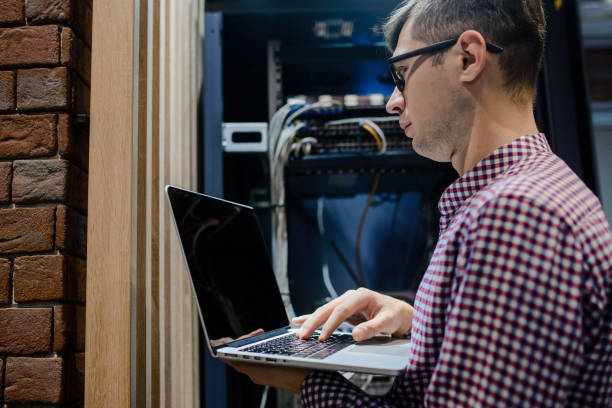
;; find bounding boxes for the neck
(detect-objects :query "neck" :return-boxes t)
[451,93,539,175]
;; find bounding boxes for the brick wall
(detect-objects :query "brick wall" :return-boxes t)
[0,0,91,406]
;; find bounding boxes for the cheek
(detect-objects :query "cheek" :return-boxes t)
[405,78,434,117]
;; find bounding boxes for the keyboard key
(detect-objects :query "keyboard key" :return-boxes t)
[242,333,355,359]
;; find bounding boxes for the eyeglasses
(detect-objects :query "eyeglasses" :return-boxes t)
[387,37,504,92]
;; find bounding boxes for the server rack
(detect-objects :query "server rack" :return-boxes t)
[201,1,596,406]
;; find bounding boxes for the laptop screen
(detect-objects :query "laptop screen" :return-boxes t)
[166,186,290,343]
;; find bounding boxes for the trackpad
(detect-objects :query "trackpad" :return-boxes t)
[350,337,410,356]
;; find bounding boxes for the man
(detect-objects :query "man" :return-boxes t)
[226,0,612,406]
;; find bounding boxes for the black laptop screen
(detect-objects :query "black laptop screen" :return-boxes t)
[167,186,290,342]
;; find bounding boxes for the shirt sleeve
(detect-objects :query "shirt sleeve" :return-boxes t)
[423,195,584,406]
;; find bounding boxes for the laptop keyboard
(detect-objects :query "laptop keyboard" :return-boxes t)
[242,333,356,359]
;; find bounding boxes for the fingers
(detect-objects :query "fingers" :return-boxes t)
[319,292,371,340]
[211,328,264,347]
[210,337,235,347]
[293,288,414,343]
[295,296,346,339]
[296,289,374,341]
[291,314,311,325]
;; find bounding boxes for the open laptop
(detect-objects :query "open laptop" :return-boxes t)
[166,185,411,375]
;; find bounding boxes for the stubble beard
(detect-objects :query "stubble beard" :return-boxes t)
[413,87,474,164]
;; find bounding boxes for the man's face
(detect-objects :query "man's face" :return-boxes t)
[386,23,474,163]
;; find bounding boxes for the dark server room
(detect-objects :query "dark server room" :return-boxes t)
[197,0,612,406]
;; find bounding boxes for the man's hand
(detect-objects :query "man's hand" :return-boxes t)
[210,328,264,348]
[293,287,413,342]
[222,360,311,393]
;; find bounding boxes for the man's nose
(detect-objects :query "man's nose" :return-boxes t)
[386,87,405,115]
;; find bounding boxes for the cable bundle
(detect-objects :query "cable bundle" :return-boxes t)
[268,100,341,318]
[268,102,390,313]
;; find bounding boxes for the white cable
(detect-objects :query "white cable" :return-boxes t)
[361,374,375,391]
[268,101,342,319]
[290,137,318,157]
[273,101,339,158]
[259,386,269,408]
[362,119,388,153]
[283,100,341,131]
[317,198,338,299]
[268,103,294,162]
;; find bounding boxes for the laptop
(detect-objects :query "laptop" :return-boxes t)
[165,185,411,375]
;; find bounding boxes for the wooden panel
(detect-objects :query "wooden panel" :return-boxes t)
[86,0,203,406]
[85,0,135,406]
[150,0,162,406]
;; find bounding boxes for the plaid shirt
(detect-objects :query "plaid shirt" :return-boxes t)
[300,133,612,407]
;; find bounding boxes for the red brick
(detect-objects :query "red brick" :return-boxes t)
[0,71,15,111]
[4,357,64,404]
[13,255,65,302]
[27,0,92,47]
[12,159,67,202]
[0,258,10,304]
[12,254,82,303]
[56,205,86,257]
[58,113,89,171]
[0,0,25,25]
[0,308,52,354]
[17,67,70,110]
[0,208,54,253]
[0,114,57,158]
[0,25,60,67]
[26,0,71,24]
[61,26,90,86]
[53,305,85,352]
[11,159,87,212]
[0,161,11,203]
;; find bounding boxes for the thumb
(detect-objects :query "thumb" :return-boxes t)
[352,313,394,342]
[236,328,264,341]
[352,322,377,342]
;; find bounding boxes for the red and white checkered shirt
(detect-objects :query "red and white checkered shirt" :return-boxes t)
[300,133,612,407]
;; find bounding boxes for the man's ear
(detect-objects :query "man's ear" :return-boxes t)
[457,30,487,84]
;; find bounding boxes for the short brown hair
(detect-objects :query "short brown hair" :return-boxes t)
[383,0,547,103]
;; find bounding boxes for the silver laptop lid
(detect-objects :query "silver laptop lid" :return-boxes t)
[165,186,289,356]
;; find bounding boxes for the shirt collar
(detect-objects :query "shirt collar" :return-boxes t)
[438,133,551,226]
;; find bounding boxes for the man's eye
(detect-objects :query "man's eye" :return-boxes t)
[397,66,409,77]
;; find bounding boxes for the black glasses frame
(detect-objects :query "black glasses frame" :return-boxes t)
[387,37,504,91]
